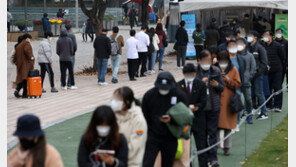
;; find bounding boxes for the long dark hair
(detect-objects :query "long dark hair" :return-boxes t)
[15,35,23,48]
[156,23,163,32]
[31,136,46,167]
[114,86,141,110]
[149,27,156,37]
[85,106,120,149]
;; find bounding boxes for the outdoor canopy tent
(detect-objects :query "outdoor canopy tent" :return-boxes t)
[179,0,288,12]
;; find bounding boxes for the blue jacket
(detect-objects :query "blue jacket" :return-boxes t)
[42,17,51,32]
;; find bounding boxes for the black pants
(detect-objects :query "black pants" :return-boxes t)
[147,52,152,71]
[137,52,147,75]
[7,22,10,32]
[194,45,204,60]
[88,33,94,41]
[130,21,134,29]
[82,33,87,41]
[177,46,187,67]
[143,136,177,167]
[267,71,283,109]
[60,61,74,87]
[192,110,208,167]
[16,79,27,97]
[39,63,55,88]
[128,59,137,80]
[206,109,220,163]
[282,66,288,84]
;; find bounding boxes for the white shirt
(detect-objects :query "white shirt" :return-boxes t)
[135,31,150,52]
[185,78,193,93]
[126,37,139,59]
[152,34,160,51]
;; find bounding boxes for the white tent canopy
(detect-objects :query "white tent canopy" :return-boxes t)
[179,0,288,12]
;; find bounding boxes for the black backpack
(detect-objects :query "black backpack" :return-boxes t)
[230,84,244,113]
[28,69,40,77]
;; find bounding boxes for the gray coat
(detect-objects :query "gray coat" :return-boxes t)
[67,31,77,55]
[237,49,256,87]
[56,28,74,62]
[37,38,53,63]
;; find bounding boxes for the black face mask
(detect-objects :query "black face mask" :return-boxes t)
[19,138,37,150]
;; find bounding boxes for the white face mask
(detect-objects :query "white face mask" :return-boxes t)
[159,89,170,95]
[263,37,269,43]
[185,77,194,82]
[237,45,245,52]
[110,99,123,112]
[247,36,254,43]
[96,126,110,137]
[276,33,282,38]
[229,47,238,54]
[219,63,228,69]
[200,64,211,71]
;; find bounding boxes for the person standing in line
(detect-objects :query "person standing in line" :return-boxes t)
[111,87,148,167]
[246,31,269,120]
[175,21,188,69]
[37,31,58,93]
[77,106,128,167]
[205,22,220,49]
[56,28,77,90]
[236,38,256,124]
[275,28,288,84]
[7,9,13,32]
[81,21,87,42]
[177,63,207,167]
[147,27,159,74]
[142,72,188,167]
[135,26,150,77]
[218,32,236,52]
[241,14,253,34]
[192,23,205,60]
[155,23,167,71]
[126,29,139,81]
[219,20,232,44]
[65,24,77,88]
[12,34,35,98]
[42,13,51,33]
[110,26,124,84]
[216,51,241,156]
[8,114,64,167]
[86,17,94,42]
[261,30,285,112]
[196,50,224,167]
[94,29,111,86]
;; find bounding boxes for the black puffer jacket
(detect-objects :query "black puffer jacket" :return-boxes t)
[262,40,285,73]
[275,38,288,69]
[196,65,224,112]
[93,34,111,59]
[248,41,268,77]
[175,27,188,46]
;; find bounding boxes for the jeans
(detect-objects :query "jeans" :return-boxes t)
[60,61,74,87]
[157,47,165,70]
[111,54,121,79]
[147,51,157,71]
[39,63,55,88]
[67,56,75,87]
[177,46,187,67]
[97,58,108,83]
[241,86,253,114]
[252,75,267,114]
[194,45,204,60]
[267,71,283,109]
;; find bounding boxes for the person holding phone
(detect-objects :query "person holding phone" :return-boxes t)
[77,106,128,167]
[110,86,148,167]
[142,72,188,167]
[196,50,225,167]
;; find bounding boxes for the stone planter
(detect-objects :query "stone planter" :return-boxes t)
[103,20,118,30]
[33,24,64,37]
[7,31,38,42]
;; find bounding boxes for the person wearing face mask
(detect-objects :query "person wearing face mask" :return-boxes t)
[37,31,58,93]
[261,30,285,113]
[236,38,256,124]
[8,114,64,167]
[142,72,188,167]
[78,105,128,167]
[275,28,288,84]
[216,51,241,156]
[177,63,207,167]
[246,31,269,120]
[196,50,224,167]
[111,87,147,167]
[13,33,35,98]
[218,32,236,52]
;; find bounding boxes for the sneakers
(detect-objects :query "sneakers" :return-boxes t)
[246,115,253,124]
[42,88,46,93]
[256,113,268,120]
[266,107,273,111]
[111,78,118,84]
[14,91,21,98]
[99,82,108,86]
[223,148,230,156]
[159,69,164,71]
[210,161,220,167]
[274,108,282,112]
[252,109,259,115]
[69,86,78,90]
[130,78,137,81]
[235,125,240,132]
[61,86,67,90]
[150,70,155,74]
[51,87,59,93]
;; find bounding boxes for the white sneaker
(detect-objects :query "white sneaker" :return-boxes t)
[98,82,103,86]
[274,108,282,112]
[252,109,259,115]
[181,66,184,69]
[61,86,67,90]
[69,86,78,90]
[151,70,155,74]
[235,125,240,132]
[101,82,109,86]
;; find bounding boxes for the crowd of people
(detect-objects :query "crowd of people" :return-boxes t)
[9,11,287,167]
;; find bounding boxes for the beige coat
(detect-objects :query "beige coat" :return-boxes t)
[7,144,64,167]
[110,33,124,55]
[115,102,148,167]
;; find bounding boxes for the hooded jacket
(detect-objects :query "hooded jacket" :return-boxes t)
[175,27,188,46]
[237,49,256,87]
[37,38,53,63]
[94,33,112,59]
[248,40,268,77]
[56,28,74,62]
[67,30,77,55]
[115,103,147,167]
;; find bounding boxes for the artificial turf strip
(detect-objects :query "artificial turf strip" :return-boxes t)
[242,115,288,167]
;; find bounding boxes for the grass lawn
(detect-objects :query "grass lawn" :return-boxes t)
[243,116,288,167]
